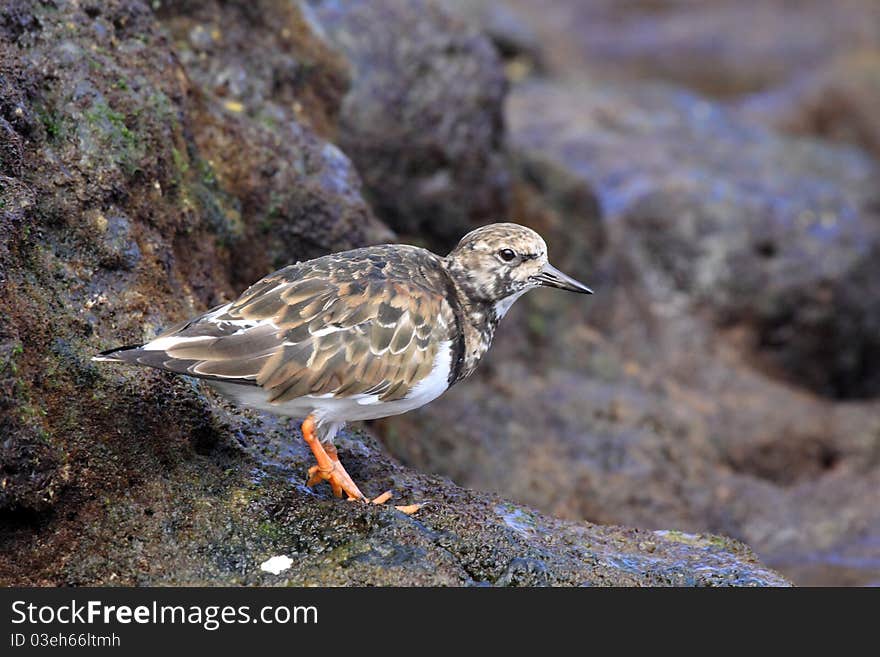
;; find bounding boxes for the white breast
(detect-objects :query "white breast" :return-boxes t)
[398,339,453,408]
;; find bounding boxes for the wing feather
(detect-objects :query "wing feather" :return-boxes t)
[118,246,455,403]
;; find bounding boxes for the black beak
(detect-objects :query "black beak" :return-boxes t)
[532,263,593,294]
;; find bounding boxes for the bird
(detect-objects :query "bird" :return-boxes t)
[93,223,592,507]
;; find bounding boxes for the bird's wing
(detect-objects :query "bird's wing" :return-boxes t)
[121,249,455,403]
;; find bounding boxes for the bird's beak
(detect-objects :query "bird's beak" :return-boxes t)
[532,263,593,294]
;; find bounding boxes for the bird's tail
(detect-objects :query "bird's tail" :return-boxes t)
[91,344,145,363]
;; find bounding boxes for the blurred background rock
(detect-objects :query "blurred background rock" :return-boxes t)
[380,0,880,586]
[0,0,877,586]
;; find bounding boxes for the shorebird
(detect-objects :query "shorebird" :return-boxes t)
[94,223,592,506]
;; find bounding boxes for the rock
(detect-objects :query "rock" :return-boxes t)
[184,95,392,288]
[0,0,785,587]
[439,0,545,70]
[485,0,880,97]
[381,362,720,530]
[0,0,368,549]
[157,0,349,138]
[0,409,788,586]
[313,0,510,246]
[377,75,880,586]
[0,0,228,515]
[380,347,880,586]
[0,333,66,513]
[737,50,880,160]
[157,0,393,288]
[508,79,880,400]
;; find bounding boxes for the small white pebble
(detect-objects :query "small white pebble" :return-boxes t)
[260,555,293,575]
[83,293,108,310]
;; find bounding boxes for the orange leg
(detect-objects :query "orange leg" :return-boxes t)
[301,415,366,501]
[300,415,422,514]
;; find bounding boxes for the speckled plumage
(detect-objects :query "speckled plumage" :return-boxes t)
[95,223,591,461]
[144,245,459,402]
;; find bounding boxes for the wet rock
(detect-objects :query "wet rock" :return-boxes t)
[0,414,789,586]
[380,355,880,586]
[0,0,237,519]
[313,0,510,246]
[381,363,718,529]
[508,79,880,400]
[0,335,66,513]
[92,212,141,271]
[0,0,373,573]
[0,430,65,514]
[185,95,392,288]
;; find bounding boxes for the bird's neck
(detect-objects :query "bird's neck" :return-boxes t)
[441,261,501,382]
[458,297,500,379]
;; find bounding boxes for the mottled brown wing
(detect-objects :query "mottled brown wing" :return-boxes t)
[147,247,454,403]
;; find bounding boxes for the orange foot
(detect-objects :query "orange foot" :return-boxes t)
[301,415,366,501]
[300,415,423,515]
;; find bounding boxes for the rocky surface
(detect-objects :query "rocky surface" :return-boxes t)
[460,0,880,97]
[737,51,880,161]
[2,409,786,586]
[157,0,393,288]
[384,356,880,586]
[377,2,880,586]
[509,80,880,400]
[314,0,510,246]
[0,0,790,586]
[5,0,876,588]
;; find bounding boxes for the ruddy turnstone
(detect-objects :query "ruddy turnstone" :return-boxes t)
[94,223,592,505]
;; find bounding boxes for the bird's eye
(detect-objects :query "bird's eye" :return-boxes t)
[498,248,517,262]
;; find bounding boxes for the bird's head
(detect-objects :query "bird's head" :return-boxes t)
[444,223,592,318]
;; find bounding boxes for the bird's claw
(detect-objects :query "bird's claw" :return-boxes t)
[306,462,366,501]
